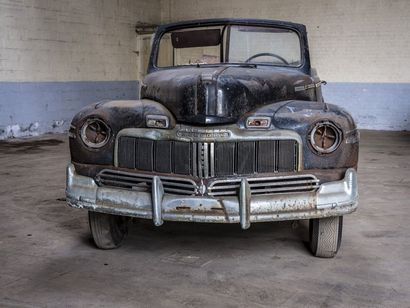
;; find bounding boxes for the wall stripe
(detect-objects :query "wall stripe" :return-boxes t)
[0,80,408,139]
[323,83,410,131]
[0,81,139,139]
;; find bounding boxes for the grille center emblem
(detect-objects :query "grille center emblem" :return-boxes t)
[199,182,207,195]
[176,128,231,139]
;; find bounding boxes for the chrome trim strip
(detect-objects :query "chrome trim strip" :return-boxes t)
[208,181,319,191]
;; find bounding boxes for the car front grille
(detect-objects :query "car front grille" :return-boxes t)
[96,169,197,196]
[117,137,298,178]
[95,169,319,197]
[208,174,319,197]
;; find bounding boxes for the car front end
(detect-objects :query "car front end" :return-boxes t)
[66,18,359,257]
[67,121,358,229]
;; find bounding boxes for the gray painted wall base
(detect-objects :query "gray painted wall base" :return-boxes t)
[323,82,410,131]
[0,81,139,139]
[0,81,408,139]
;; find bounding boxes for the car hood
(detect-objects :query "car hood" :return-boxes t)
[141,66,316,125]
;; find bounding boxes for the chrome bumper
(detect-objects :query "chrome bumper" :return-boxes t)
[65,164,358,229]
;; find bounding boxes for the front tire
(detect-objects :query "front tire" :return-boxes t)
[88,211,128,249]
[309,216,343,258]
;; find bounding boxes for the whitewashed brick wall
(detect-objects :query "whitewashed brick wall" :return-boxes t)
[0,0,161,82]
[160,0,410,83]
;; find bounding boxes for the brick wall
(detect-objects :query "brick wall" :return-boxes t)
[0,0,161,82]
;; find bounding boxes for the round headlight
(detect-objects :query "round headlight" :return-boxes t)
[309,121,342,154]
[80,118,111,148]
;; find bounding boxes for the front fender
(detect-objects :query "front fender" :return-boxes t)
[239,100,359,170]
[69,99,176,165]
[273,101,359,170]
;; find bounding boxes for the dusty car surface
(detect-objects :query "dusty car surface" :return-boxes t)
[66,18,359,257]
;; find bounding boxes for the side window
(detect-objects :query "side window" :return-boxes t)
[137,34,154,80]
[157,33,173,67]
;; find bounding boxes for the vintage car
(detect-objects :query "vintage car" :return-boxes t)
[66,18,359,257]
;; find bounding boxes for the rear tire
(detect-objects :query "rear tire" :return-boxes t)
[309,216,343,258]
[88,211,128,249]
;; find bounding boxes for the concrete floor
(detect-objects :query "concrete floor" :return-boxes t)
[0,130,409,307]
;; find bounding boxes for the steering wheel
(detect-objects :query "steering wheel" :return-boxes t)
[245,52,289,65]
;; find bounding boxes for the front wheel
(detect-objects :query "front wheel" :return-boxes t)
[88,211,128,249]
[309,216,343,258]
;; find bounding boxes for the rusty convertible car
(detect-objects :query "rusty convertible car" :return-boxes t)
[66,18,359,257]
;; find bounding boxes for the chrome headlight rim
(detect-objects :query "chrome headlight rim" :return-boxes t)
[309,120,343,155]
[80,118,111,149]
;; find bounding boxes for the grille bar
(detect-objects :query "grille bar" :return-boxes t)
[209,143,215,177]
[117,137,298,178]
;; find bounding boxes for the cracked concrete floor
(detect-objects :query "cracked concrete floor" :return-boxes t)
[0,131,409,307]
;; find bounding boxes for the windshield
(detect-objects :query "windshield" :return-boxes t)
[156,24,302,68]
